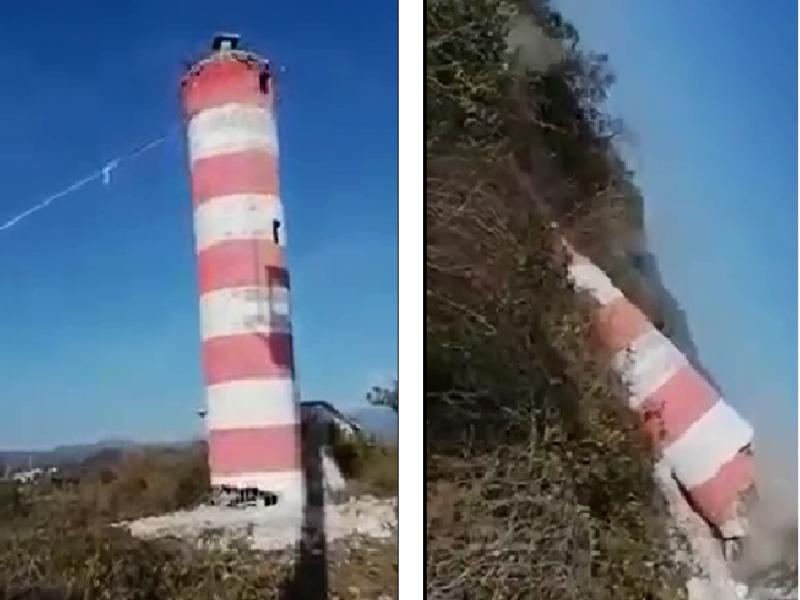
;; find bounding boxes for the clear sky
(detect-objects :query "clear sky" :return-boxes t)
[0,1,398,448]
[557,1,798,472]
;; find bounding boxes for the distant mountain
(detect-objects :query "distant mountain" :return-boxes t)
[0,407,399,470]
[0,438,138,469]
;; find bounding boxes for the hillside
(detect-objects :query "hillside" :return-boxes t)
[425,1,709,599]
[498,2,720,389]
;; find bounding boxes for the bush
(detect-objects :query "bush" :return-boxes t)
[332,434,399,498]
[0,481,26,519]
[67,443,210,522]
[425,1,687,599]
[0,520,395,600]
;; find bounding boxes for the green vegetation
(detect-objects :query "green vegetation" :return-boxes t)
[333,433,399,498]
[0,437,398,599]
[426,1,689,598]
[366,380,398,414]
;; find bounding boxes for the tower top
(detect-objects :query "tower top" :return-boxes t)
[211,33,241,53]
[182,33,269,85]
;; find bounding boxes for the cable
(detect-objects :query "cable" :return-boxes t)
[0,129,177,235]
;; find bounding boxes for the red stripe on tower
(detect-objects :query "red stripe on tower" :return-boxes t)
[181,34,303,502]
[191,151,279,204]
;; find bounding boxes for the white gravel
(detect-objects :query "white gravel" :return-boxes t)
[122,495,397,552]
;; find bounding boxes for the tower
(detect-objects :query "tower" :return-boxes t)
[181,34,303,504]
[566,245,756,543]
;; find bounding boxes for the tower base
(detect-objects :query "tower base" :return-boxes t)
[210,471,305,508]
[208,486,349,508]
[207,441,350,508]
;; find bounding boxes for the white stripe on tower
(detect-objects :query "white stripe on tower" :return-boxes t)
[198,286,292,339]
[194,194,286,252]
[205,380,298,429]
[181,49,303,503]
[188,103,279,160]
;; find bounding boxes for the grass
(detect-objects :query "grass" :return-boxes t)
[0,437,398,600]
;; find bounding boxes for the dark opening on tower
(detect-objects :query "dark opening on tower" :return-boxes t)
[272,219,282,245]
[259,67,271,94]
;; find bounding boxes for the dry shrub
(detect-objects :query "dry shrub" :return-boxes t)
[426,1,687,599]
[0,444,209,530]
[0,520,394,600]
[0,442,397,599]
[101,443,210,519]
[5,528,393,600]
[51,442,212,522]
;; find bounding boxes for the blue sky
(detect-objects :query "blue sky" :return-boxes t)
[0,1,398,447]
[557,1,798,467]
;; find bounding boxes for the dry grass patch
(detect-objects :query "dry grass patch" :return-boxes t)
[0,441,398,600]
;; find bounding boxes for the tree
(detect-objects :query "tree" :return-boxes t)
[365,380,398,413]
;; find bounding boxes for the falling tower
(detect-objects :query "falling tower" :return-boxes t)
[566,242,756,567]
[181,34,303,504]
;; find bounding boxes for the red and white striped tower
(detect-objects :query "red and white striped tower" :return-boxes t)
[181,34,303,504]
[565,244,756,542]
